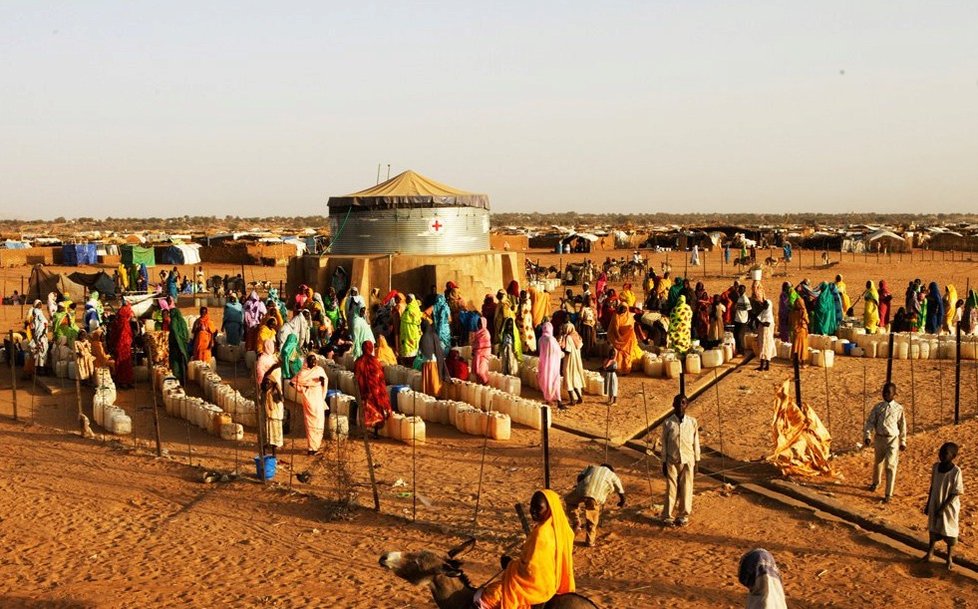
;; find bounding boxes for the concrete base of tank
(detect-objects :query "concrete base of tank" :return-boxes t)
[286,251,524,308]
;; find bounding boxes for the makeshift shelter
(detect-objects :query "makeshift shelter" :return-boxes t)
[27,266,87,302]
[865,229,910,253]
[159,244,202,265]
[3,240,29,249]
[62,244,98,266]
[68,271,116,299]
[121,245,156,267]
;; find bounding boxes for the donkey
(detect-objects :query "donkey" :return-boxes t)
[379,543,599,609]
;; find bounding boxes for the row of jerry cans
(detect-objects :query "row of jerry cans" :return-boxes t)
[92,368,131,435]
[215,343,245,363]
[379,413,426,444]
[395,389,512,440]
[158,363,250,438]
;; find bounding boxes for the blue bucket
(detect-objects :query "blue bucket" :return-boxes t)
[844,343,855,356]
[389,385,409,411]
[326,389,341,401]
[254,455,277,480]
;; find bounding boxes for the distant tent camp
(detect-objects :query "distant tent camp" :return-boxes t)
[62,244,98,266]
[159,244,202,265]
[121,245,156,267]
[68,271,116,299]
[27,265,87,302]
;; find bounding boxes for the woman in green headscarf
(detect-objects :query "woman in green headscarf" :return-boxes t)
[666,277,685,314]
[279,333,302,380]
[863,280,880,334]
[168,309,191,384]
[811,282,839,336]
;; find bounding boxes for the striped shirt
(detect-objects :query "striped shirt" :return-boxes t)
[573,465,624,504]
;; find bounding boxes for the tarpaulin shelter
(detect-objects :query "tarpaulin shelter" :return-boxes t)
[159,244,202,265]
[27,265,87,302]
[121,245,156,267]
[68,271,116,299]
[62,244,98,266]
[3,240,29,249]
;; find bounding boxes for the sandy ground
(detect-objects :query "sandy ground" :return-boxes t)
[1,247,977,607]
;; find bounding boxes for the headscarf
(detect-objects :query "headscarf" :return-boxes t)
[495,489,576,607]
[446,348,470,381]
[243,291,266,328]
[529,286,550,328]
[168,309,190,383]
[668,295,693,355]
[595,272,607,302]
[375,335,397,365]
[471,316,492,385]
[537,322,563,403]
[944,284,958,331]
[863,281,880,333]
[811,282,840,335]
[432,293,451,351]
[878,280,892,327]
[279,333,302,379]
[925,281,944,334]
[419,320,449,382]
[399,296,423,357]
[738,549,787,609]
[350,307,376,359]
[354,341,393,428]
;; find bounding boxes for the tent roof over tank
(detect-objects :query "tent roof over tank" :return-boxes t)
[327,170,489,212]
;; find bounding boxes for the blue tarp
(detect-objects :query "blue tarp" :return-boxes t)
[62,244,98,266]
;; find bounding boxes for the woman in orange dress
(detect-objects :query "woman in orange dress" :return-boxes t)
[191,306,216,362]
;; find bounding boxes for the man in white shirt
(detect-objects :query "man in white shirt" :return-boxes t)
[660,394,700,526]
[863,382,907,503]
[564,463,626,547]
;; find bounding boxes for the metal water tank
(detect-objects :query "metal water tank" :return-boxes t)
[327,170,490,255]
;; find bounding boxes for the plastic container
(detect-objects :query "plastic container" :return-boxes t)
[254,455,277,480]
[488,413,511,441]
[221,422,244,441]
[327,414,349,440]
[111,412,132,435]
[701,349,723,368]
[685,353,702,375]
[664,360,682,379]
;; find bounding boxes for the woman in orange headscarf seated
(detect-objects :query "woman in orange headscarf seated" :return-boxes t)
[477,490,576,609]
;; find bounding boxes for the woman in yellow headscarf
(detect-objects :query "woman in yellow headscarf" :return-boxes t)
[835,274,852,314]
[477,489,575,609]
[528,285,550,328]
[375,335,397,366]
[944,284,958,334]
[863,280,880,334]
[620,283,637,308]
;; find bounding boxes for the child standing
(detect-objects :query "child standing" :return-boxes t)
[603,347,618,405]
[923,442,965,571]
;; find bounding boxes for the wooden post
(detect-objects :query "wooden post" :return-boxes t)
[20,277,24,319]
[885,332,895,385]
[354,383,381,511]
[147,346,162,457]
[9,331,18,421]
[909,342,917,434]
[862,359,867,423]
[74,349,84,432]
[823,360,831,435]
[793,354,803,408]
[541,405,551,489]
[955,323,962,425]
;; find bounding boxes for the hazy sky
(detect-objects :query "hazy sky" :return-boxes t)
[3,1,977,219]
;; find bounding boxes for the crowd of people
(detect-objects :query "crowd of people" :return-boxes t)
[6,261,969,607]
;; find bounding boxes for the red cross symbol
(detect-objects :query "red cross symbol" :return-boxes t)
[431,220,443,232]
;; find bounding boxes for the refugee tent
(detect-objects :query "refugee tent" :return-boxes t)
[159,244,202,265]
[68,271,116,299]
[27,265,87,302]
[62,244,98,266]
[121,245,156,267]
[865,229,910,253]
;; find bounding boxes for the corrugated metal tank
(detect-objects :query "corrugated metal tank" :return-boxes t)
[328,206,490,255]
